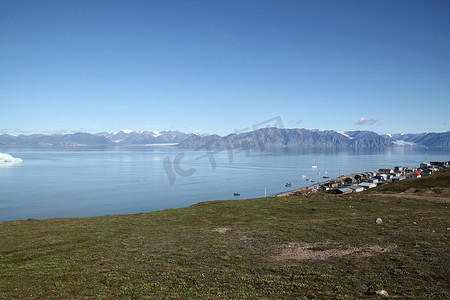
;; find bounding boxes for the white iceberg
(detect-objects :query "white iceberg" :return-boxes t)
[0,153,23,165]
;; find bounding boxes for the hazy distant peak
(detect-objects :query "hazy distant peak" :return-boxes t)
[95,131,111,136]
[138,130,161,137]
[114,129,133,134]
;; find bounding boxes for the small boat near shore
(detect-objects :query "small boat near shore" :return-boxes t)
[323,176,329,179]
[285,183,292,187]
[312,165,318,169]
[234,193,240,196]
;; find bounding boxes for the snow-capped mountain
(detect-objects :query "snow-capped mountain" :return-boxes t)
[0,129,448,148]
[95,130,193,144]
[382,132,450,147]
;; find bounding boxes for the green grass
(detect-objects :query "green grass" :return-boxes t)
[1,171,449,299]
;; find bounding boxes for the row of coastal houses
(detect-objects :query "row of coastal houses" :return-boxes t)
[322,161,449,195]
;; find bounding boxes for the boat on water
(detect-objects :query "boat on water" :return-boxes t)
[234,193,240,196]
[285,183,292,187]
[323,176,330,179]
[301,175,306,178]
[312,165,318,169]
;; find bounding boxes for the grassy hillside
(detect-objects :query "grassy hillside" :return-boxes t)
[374,169,450,193]
[1,172,449,298]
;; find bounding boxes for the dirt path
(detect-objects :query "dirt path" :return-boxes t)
[273,242,397,261]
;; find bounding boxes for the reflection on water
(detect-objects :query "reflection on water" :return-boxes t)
[262,145,430,156]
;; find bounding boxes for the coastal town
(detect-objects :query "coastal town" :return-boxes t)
[277,161,450,197]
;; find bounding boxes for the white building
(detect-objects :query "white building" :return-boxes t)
[362,178,379,184]
[349,185,365,193]
[358,182,377,189]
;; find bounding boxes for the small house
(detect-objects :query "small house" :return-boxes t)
[420,162,431,169]
[296,189,313,195]
[366,172,377,178]
[392,176,405,182]
[362,178,379,184]
[325,180,341,189]
[374,174,388,181]
[348,185,364,193]
[408,174,421,179]
[358,182,377,189]
[409,171,421,178]
[318,185,329,191]
[328,187,352,194]
[354,174,363,182]
[421,170,432,176]
[430,161,449,168]
[344,177,356,184]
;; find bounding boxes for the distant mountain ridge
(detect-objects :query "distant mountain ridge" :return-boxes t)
[382,132,450,147]
[177,128,393,149]
[95,130,193,144]
[0,131,194,147]
[0,132,111,147]
[0,129,449,148]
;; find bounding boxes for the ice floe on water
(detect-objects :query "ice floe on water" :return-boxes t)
[0,153,23,166]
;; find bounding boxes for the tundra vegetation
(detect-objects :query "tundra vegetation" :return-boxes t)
[1,170,449,298]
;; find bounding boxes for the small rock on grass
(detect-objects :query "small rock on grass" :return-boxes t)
[375,218,383,225]
[376,289,389,297]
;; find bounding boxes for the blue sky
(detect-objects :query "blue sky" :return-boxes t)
[1,0,449,136]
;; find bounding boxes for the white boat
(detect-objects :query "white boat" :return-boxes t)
[312,165,318,169]
[301,175,306,178]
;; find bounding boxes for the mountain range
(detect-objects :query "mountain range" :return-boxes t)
[0,129,449,148]
[0,130,193,147]
[95,130,193,144]
[382,132,450,147]
[178,129,394,149]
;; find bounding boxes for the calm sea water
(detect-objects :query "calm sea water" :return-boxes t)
[1,146,449,222]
